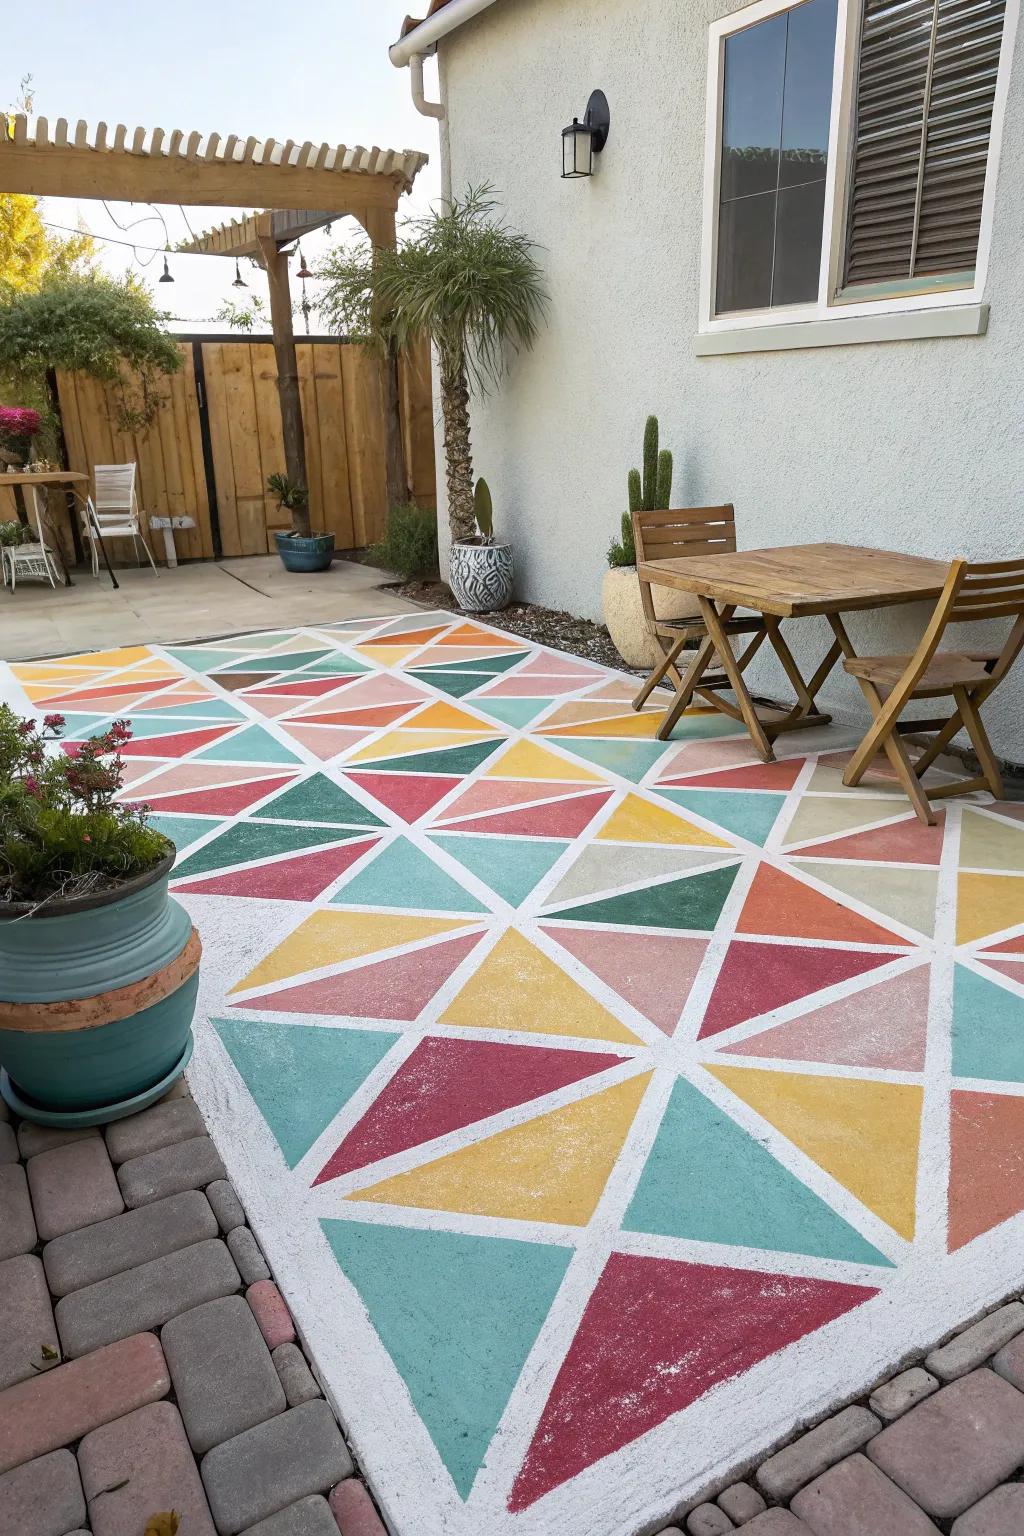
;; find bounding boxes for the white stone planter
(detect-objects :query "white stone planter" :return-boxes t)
[601,565,702,669]
[449,541,514,612]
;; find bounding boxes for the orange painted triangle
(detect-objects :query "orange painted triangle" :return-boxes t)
[980,933,1024,956]
[738,864,907,946]
[439,624,523,647]
[372,625,448,646]
[949,1090,1024,1250]
[666,758,806,792]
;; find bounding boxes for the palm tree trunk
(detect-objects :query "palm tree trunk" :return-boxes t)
[440,353,475,545]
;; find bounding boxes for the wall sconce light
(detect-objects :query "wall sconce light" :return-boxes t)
[562,90,610,179]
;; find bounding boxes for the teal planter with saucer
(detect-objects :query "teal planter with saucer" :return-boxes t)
[274,530,335,572]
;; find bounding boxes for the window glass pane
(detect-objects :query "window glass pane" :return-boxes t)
[717,191,776,312]
[721,14,787,200]
[772,179,829,303]
[780,0,838,187]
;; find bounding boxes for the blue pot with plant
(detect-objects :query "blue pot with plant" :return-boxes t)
[0,710,201,1127]
[268,473,335,572]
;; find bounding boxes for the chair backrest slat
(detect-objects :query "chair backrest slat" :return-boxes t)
[633,505,737,564]
[950,558,1024,624]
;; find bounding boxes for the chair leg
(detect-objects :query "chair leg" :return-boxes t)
[880,722,938,825]
[139,533,159,575]
[956,685,1005,800]
[633,636,686,710]
[657,636,717,740]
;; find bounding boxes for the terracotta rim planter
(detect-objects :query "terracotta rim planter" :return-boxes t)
[0,854,201,1127]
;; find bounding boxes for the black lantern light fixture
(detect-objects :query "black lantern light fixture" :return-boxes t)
[158,253,174,283]
[562,89,610,179]
[232,258,248,289]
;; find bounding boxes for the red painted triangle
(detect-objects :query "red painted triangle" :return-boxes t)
[313,1037,628,1183]
[980,934,1024,956]
[244,676,357,698]
[437,790,612,839]
[699,940,904,1039]
[296,703,420,728]
[663,758,806,791]
[172,837,378,902]
[508,1253,877,1510]
[236,930,483,1020]
[41,676,177,707]
[434,779,573,822]
[796,812,946,866]
[543,927,708,1035]
[949,1090,1024,1251]
[138,774,297,817]
[738,864,906,946]
[120,725,237,758]
[346,772,461,823]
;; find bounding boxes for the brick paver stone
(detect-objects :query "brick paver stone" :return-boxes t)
[241,1495,338,1535]
[0,1253,58,1391]
[247,1280,296,1349]
[990,1330,1024,1392]
[16,1122,99,1159]
[328,1480,389,1536]
[718,1484,767,1523]
[925,1304,1024,1381]
[200,1399,353,1534]
[104,1096,206,1163]
[27,1138,124,1241]
[162,1294,286,1454]
[867,1368,1024,1519]
[0,1332,169,1474]
[687,1503,734,1534]
[0,1124,15,1164]
[228,1225,271,1284]
[207,1179,246,1233]
[272,1343,321,1407]
[790,1452,940,1535]
[42,1188,218,1296]
[869,1367,940,1422]
[55,1237,240,1358]
[757,1407,881,1501]
[78,1399,216,1536]
[0,1165,36,1260]
[743,1514,812,1533]
[951,1484,1024,1535]
[117,1133,226,1207]
[0,1448,85,1536]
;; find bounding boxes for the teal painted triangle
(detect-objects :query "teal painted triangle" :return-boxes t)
[473,697,554,729]
[96,708,241,742]
[258,774,384,828]
[65,714,117,739]
[408,669,487,698]
[148,813,222,856]
[548,863,739,930]
[659,713,748,741]
[331,837,489,914]
[624,1076,893,1267]
[175,820,361,880]
[300,655,371,676]
[214,1018,398,1166]
[164,647,248,673]
[195,724,302,765]
[140,699,245,722]
[362,739,503,776]
[546,737,676,783]
[415,651,527,676]
[258,649,332,672]
[656,788,787,847]
[430,835,569,907]
[322,1218,571,1497]
[953,964,1024,1083]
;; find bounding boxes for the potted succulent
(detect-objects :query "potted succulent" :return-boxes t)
[602,415,700,667]
[268,473,335,573]
[448,477,513,612]
[0,709,201,1127]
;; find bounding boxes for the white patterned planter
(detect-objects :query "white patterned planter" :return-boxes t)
[448,541,514,612]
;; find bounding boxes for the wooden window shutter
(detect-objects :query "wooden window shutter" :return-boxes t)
[843,0,1006,288]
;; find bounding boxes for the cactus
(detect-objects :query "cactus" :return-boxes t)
[641,415,659,510]
[656,448,673,510]
[474,477,493,543]
[628,467,642,515]
[609,416,674,568]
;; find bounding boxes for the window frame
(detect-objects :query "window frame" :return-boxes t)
[698,0,1019,337]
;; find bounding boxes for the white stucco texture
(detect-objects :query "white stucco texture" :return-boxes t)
[430,0,1024,758]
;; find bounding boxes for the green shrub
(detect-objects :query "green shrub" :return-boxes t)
[369,502,439,581]
[0,519,37,547]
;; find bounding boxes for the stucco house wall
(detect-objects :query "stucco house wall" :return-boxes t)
[424,0,1024,759]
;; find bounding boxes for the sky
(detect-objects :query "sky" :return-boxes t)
[2,1,442,331]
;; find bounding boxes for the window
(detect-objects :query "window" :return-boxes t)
[703,0,1014,330]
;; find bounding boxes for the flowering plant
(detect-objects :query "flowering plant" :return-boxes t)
[0,406,42,443]
[0,706,171,905]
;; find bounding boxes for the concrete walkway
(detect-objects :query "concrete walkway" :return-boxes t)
[1,557,421,662]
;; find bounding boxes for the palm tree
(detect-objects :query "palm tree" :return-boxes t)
[317,187,546,544]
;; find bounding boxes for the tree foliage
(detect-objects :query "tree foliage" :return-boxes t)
[0,275,181,386]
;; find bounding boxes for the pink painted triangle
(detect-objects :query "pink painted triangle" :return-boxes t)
[134,774,297,817]
[542,927,708,1035]
[656,739,763,781]
[434,779,587,823]
[667,757,807,791]
[346,771,461,823]
[313,1036,628,1183]
[294,703,421,728]
[326,675,429,709]
[979,958,1024,984]
[796,811,946,865]
[280,725,376,761]
[698,940,905,1039]
[436,790,612,839]
[476,676,582,698]
[517,653,604,678]
[245,695,305,719]
[171,837,378,902]
[236,930,483,1020]
[720,963,931,1069]
[120,762,288,795]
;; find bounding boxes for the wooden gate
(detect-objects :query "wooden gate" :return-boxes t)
[50,335,435,562]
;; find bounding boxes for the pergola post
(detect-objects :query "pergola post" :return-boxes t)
[257,232,310,537]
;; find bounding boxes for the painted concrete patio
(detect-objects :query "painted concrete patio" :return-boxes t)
[4,615,1024,1536]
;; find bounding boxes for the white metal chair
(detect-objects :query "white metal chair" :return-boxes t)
[86,463,158,575]
[2,487,63,591]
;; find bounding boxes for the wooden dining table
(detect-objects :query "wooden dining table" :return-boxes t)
[637,541,951,761]
[2,470,89,588]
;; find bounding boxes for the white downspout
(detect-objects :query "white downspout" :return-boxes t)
[409,54,445,121]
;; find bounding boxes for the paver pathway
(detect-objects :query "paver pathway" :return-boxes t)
[4,613,1024,1536]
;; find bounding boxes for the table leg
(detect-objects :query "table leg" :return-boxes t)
[697,596,774,760]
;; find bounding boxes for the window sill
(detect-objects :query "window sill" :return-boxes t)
[694,303,988,355]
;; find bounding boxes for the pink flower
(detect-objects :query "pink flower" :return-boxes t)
[42,713,65,731]
[82,834,92,843]
[23,775,40,797]
[16,719,34,736]
[0,406,42,439]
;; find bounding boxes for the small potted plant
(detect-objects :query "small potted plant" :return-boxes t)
[602,415,699,667]
[448,477,514,612]
[0,709,201,1127]
[268,473,335,573]
[0,406,42,470]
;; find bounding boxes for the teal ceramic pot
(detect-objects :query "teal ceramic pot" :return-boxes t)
[0,855,201,1126]
[275,531,335,572]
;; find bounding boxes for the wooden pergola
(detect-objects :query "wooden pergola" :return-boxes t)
[0,116,428,523]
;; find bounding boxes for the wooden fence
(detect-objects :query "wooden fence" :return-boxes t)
[0,336,435,562]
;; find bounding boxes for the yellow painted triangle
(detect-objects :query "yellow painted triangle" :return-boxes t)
[408,700,494,732]
[231,910,474,993]
[598,792,732,848]
[71,645,155,670]
[441,929,643,1045]
[707,1064,922,1240]
[485,739,602,783]
[957,872,1024,945]
[11,663,105,682]
[354,644,420,667]
[346,728,493,764]
[348,1072,653,1224]
[541,712,670,739]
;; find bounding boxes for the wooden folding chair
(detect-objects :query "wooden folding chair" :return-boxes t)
[842,558,1024,823]
[631,506,768,736]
